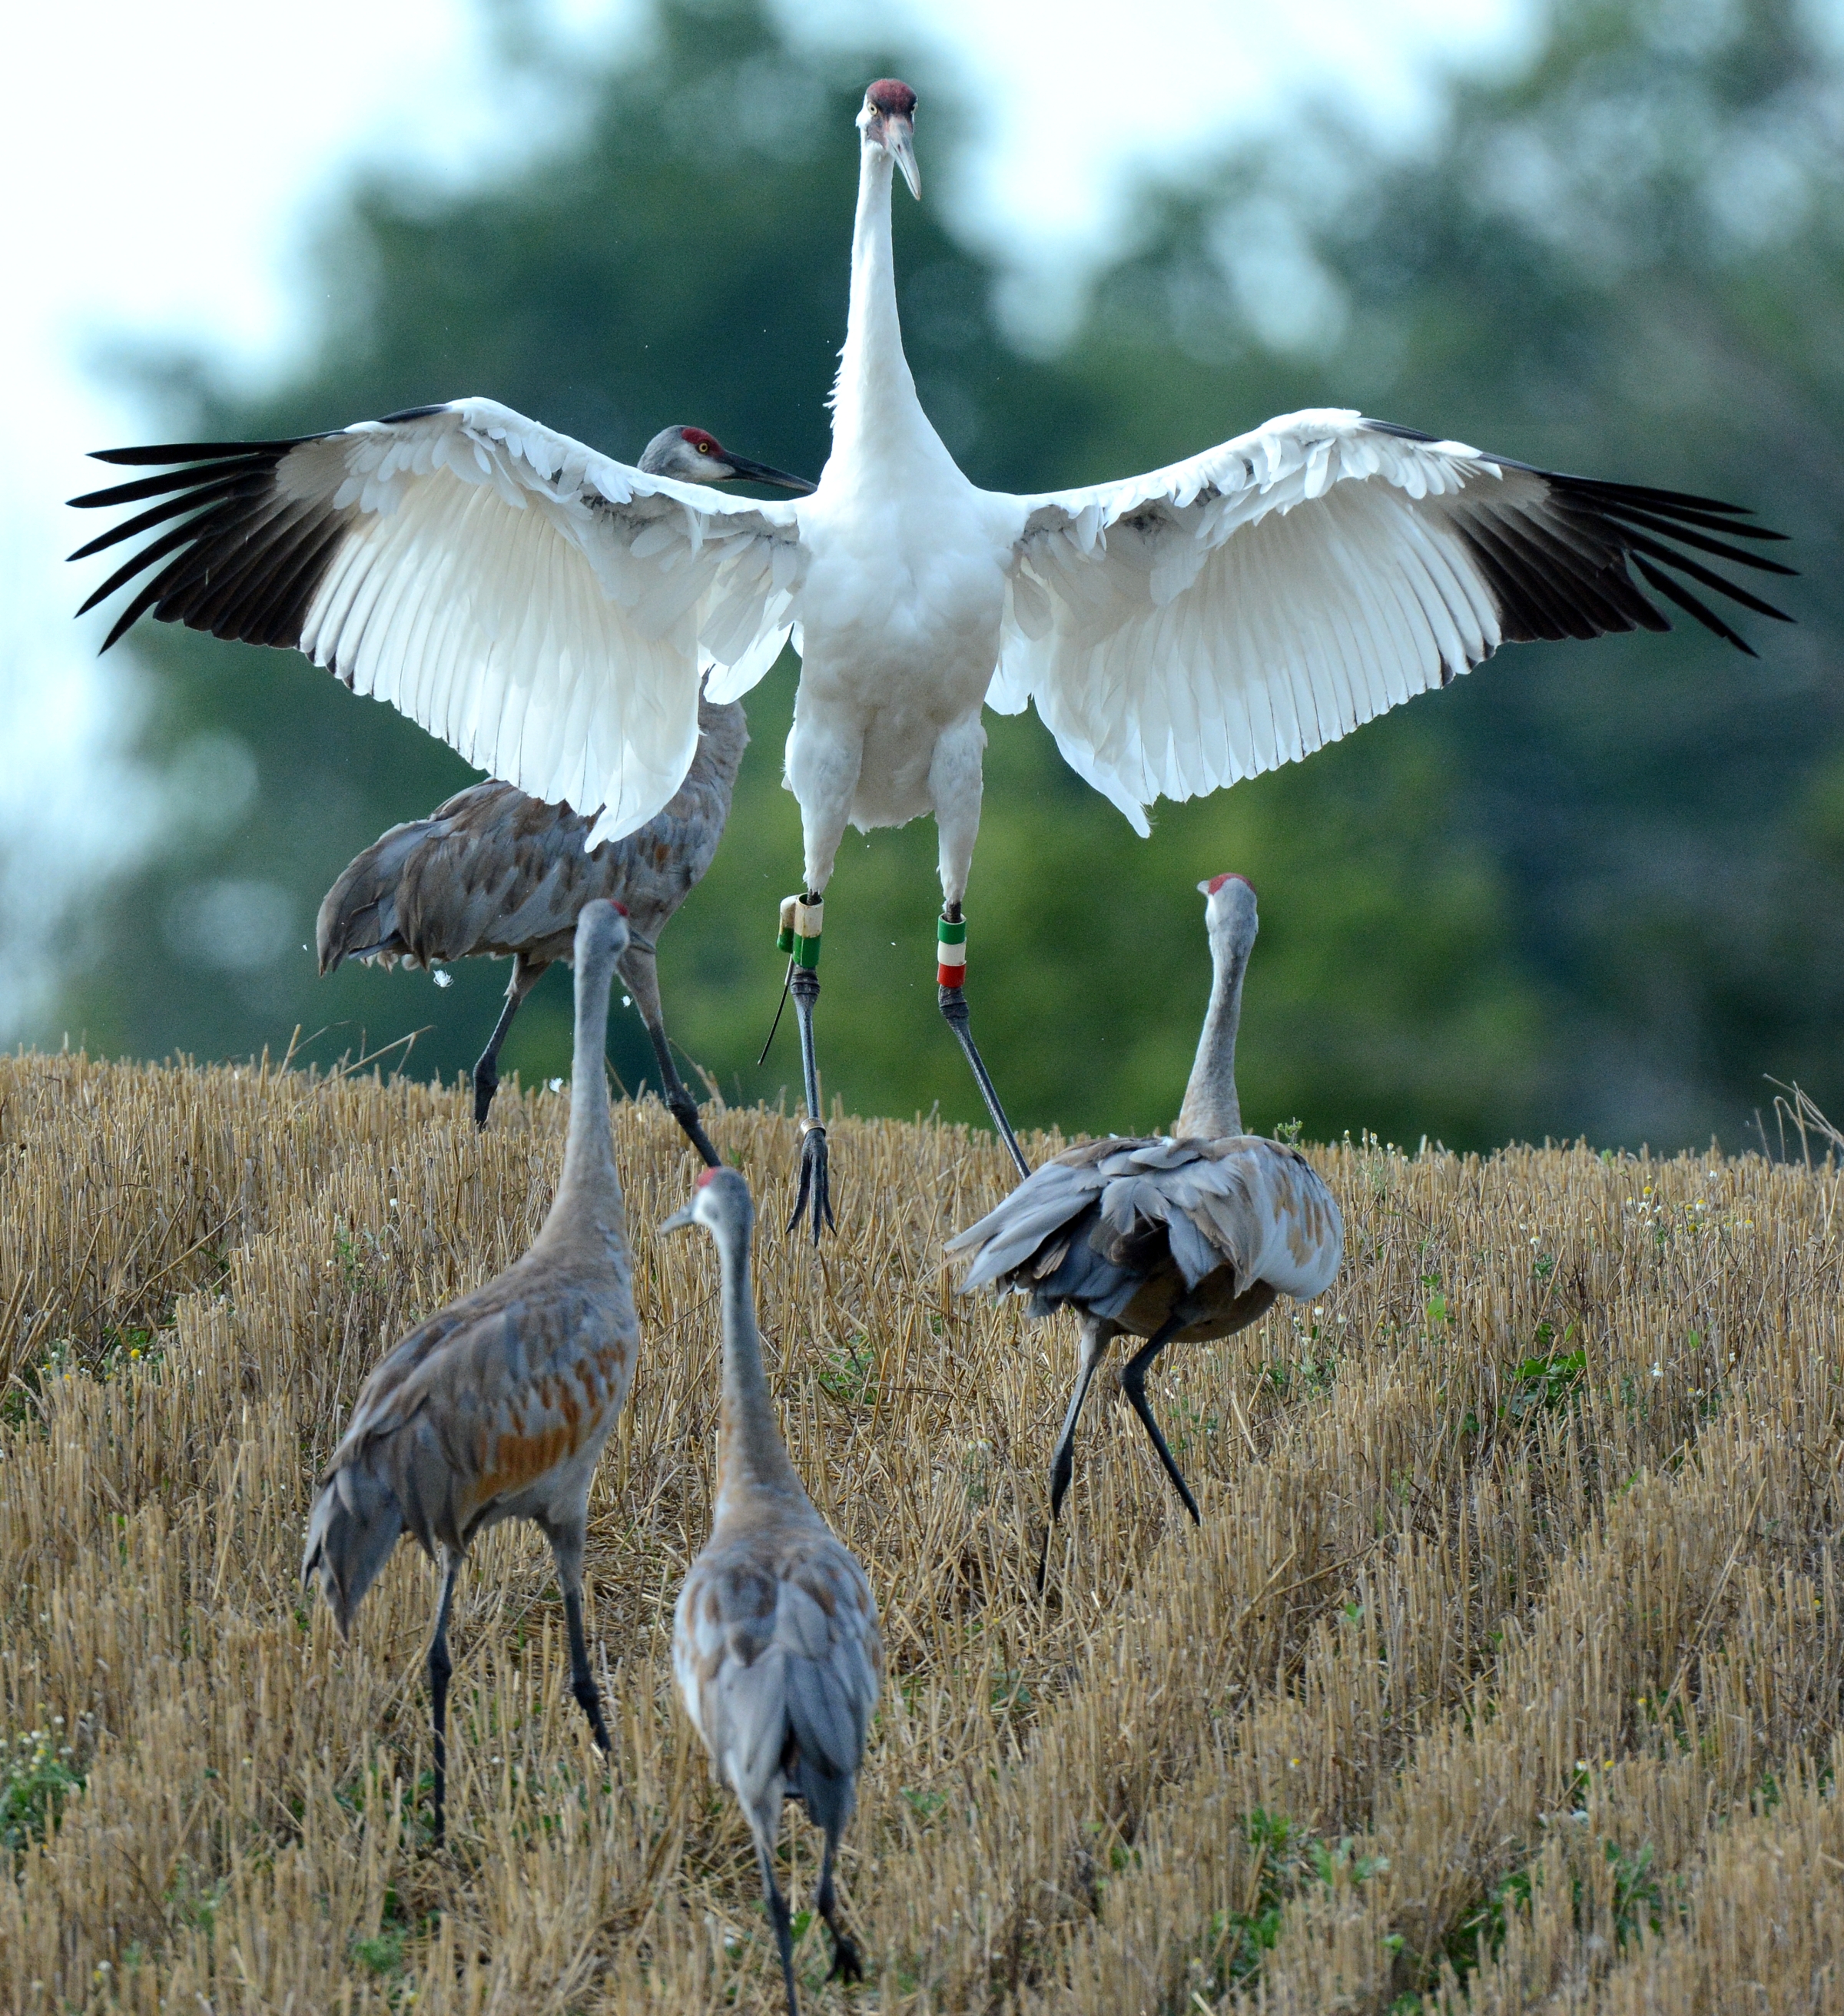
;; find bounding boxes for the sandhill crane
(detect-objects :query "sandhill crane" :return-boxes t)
[71,81,1792,1247]
[319,682,748,1154]
[948,875,1342,1556]
[663,1166,882,2011]
[303,897,639,1843]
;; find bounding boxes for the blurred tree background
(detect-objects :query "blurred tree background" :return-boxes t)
[58,0,1842,1152]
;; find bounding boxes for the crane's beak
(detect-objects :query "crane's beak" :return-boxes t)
[722,456,817,495]
[887,116,921,200]
[659,1200,698,1234]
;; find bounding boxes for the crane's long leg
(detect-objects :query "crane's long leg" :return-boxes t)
[1119,1315,1202,1524]
[778,894,833,1243]
[1038,1317,1116,1590]
[748,1810,802,2016]
[427,1546,461,1845]
[473,955,547,1129]
[937,904,1029,1182]
[816,1819,864,1983]
[547,1517,613,1756]
[619,937,720,1167]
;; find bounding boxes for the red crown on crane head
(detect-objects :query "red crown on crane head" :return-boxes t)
[1206,873,1255,896]
[867,78,917,118]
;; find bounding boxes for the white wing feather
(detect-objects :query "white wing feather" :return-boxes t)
[294,400,801,844]
[996,410,1511,834]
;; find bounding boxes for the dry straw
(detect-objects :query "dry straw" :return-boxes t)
[2,1049,1840,2011]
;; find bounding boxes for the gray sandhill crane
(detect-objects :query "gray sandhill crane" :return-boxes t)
[948,874,1342,1556]
[303,897,640,1844]
[663,1166,882,2011]
[318,683,748,1155]
[71,83,1792,1248]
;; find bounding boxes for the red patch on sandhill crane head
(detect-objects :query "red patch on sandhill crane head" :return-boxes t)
[680,428,721,453]
[1206,872,1254,896]
[867,78,917,118]
[695,1166,721,1189]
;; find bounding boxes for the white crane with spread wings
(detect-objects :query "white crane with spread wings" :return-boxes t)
[72,80,1793,1243]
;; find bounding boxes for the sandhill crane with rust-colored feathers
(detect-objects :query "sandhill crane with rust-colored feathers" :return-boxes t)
[949,874,1342,1561]
[319,683,748,1152]
[663,1166,882,2013]
[72,81,1792,1246]
[303,897,639,1843]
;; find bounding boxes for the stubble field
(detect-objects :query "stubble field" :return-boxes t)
[1,1049,1841,2013]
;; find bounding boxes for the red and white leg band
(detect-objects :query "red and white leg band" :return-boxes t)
[937,915,967,988]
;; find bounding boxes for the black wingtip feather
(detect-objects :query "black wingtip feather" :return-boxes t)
[88,437,311,466]
[1631,555,1757,655]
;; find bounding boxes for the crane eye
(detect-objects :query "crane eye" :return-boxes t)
[696,439,712,453]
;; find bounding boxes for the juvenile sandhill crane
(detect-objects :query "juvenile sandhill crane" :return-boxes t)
[663,1166,882,2012]
[71,83,1792,1246]
[948,875,1342,1555]
[319,683,748,1154]
[303,897,639,1844]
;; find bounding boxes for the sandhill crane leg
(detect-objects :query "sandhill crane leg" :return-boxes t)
[816,1822,864,1981]
[750,1818,803,2016]
[546,1520,613,1754]
[620,937,720,1166]
[1038,1318,1116,1588]
[427,1547,461,1845]
[1119,1314,1202,1525]
[473,956,546,1129]
[788,957,833,1242]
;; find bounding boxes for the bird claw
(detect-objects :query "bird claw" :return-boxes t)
[827,1931,865,1983]
[787,1120,835,1243]
[472,1063,499,1130]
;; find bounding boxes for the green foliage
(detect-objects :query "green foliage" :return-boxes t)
[65,0,1844,1151]
[2,1724,84,1854]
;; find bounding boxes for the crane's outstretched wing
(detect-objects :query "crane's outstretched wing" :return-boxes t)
[70,400,803,844]
[993,410,1793,834]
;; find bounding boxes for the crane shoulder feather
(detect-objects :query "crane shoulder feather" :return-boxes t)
[951,1132,1342,1311]
[990,410,1791,834]
[674,1528,882,1796]
[71,402,802,844]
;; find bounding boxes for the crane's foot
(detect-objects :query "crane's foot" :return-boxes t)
[788,1118,834,1244]
[572,1675,614,1756]
[472,1059,499,1130]
[827,1929,865,1984]
[666,1091,722,1169]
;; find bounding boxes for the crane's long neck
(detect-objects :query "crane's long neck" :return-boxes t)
[831,144,924,458]
[1174,930,1249,1141]
[711,1215,808,1512]
[546,938,626,1247]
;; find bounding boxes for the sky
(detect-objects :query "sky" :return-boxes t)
[0,0,1528,1040]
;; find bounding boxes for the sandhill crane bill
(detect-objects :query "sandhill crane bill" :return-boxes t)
[949,875,1342,1566]
[303,898,640,1843]
[664,1166,882,2012]
[72,82,1792,1246]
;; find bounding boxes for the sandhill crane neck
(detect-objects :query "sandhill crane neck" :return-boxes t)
[546,902,625,1238]
[693,1179,806,1507]
[1174,874,1256,1141]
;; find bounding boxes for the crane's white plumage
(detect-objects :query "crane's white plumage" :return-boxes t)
[73,86,1789,867]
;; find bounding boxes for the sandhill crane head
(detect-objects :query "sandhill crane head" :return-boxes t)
[858,79,920,199]
[1199,872,1259,957]
[573,897,629,970]
[661,1162,752,1238]
[636,427,815,492]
